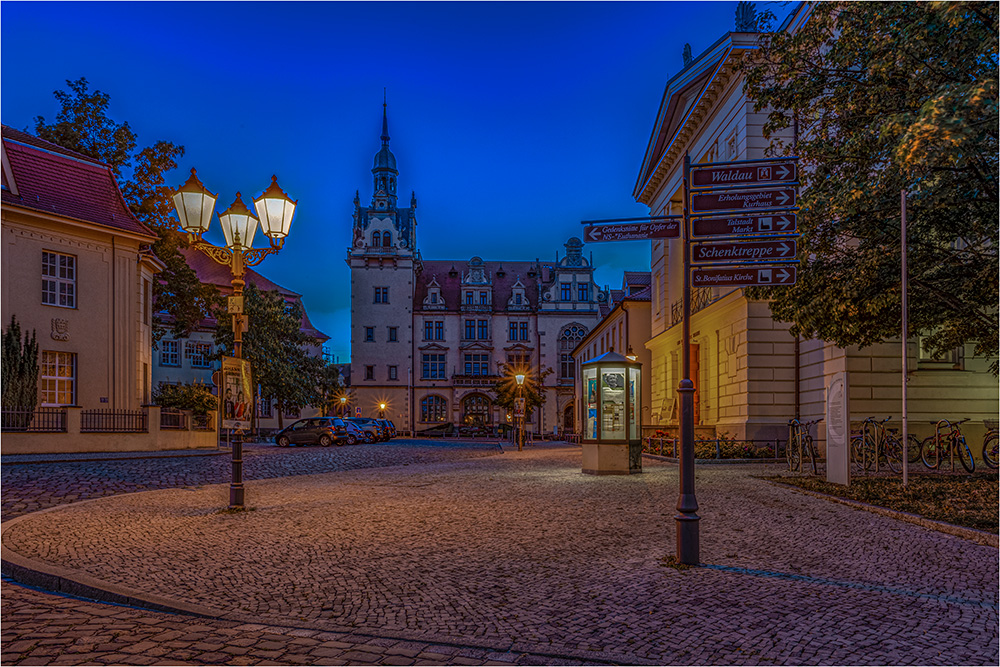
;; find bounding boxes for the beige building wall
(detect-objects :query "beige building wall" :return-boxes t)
[2,209,156,411]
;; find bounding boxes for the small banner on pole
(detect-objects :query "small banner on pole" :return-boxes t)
[222,356,253,431]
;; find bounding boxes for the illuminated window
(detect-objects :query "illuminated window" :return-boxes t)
[40,351,75,406]
[421,395,447,422]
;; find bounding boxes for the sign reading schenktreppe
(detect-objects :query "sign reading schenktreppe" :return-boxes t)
[692,239,796,264]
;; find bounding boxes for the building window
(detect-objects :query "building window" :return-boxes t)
[509,322,517,341]
[465,291,474,305]
[284,408,300,419]
[382,231,391,247]
[388,327,398,342]
[42,251,76,308]
[143,279,151,325]
[186,341,212,369]
[258,398,273,418]
[40,350,75,406]
[519,322,529,341]
[421,395,447,422]
[422,353,446,379]
[160,340,180,366]
[479,291,489,305]
[478,320,489,340]
[561,353,575,380]
[365,327,375,342]
[464,319,476,340]
[374,287,389,303]
[424,321,433,340]
[464,353,490,376]
[561,283,572,301]
[365,365,375,380]
[578,283,589,302]
[462,393,492,425]
[507,351,530,366]
[430,292,438,304]
[371,231,380,246]
[435,321,444,340]
[515,293,523,305]
[388,365,398,380]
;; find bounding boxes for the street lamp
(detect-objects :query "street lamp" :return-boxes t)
[515,373,526,452]
[340,396,347,418]
[379,402,387,418]
[171,168,297,509]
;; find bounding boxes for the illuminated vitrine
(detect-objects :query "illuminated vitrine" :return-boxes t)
[579,350,642,474]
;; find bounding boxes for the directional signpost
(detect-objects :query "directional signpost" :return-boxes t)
[584,219,680,243]
[692,213,796,238]
[580,155,801,568]
[692,238,796,264]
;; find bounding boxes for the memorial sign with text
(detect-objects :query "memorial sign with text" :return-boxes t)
[692,238,797,264]
[691,161,796,189]
[584,220,680,243]
[691,187,796,214]
[692,265,796,288]
[692,213,797,238]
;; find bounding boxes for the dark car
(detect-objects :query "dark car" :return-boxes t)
[350,417,389,442]
[275,417,348,447]
[377,419,396,439]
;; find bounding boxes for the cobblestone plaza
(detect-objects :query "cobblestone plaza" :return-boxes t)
[2,441,998,665]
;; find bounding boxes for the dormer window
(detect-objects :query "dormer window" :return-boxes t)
[382,231,391,247]
[430,293,438,304]
[515,293,523,305]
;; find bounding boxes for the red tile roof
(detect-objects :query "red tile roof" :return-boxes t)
[1,126,156,239]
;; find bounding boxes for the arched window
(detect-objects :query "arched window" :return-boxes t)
[558,324,588,380]
[382,231,391,247]
[462,393,492,426]
[371,231,380,246]
[421,395,447,423]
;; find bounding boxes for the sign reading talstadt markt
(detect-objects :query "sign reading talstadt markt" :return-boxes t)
[691,187,796,214]
[691,161,796,189]
[584,220,680,243]
[691,213,797,238]
[692,238,797,264]
[692,265,797,287]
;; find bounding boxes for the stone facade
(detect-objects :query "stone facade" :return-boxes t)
[349,106,603,435]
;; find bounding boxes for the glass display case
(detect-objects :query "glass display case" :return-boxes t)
[579,350,642,474]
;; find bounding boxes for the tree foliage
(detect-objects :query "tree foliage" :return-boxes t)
[491,363,553,421]
[743,2,998,370]
[33,77,220,343]
[214,284,323,423]
[152,381,218,416]
[2,315,39,412]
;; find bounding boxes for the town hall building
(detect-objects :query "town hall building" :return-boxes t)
[348,104,603,436]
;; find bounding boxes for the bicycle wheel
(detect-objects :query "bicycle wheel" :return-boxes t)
[983,434,999,469]
[921,437,940,469]
[851,436,866,472]
[907,434,922,464]
[883,435,903,474]
[862,434,877,471]
[805,435,818,475]
[957,436,975,473]
[787,435,801,471]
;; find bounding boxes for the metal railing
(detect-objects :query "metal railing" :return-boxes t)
[1,407,67,432]
[81,409,148,433]
[670,286,717,326]
[160,409,189,430]
[643,436,784,460]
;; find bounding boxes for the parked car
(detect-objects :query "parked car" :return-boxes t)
[343,421,367,445]
[346,418,382,443]
[377,419,396,439]
[274,417,348,447]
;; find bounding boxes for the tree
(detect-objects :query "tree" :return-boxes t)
[312,358,345,417]
[33,77,220,343]
[491,363,553,422]
[2,316,40,428]
[742,3,998,371]
[213,284,322,429]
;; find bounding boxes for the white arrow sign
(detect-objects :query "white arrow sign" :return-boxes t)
[776,165,791,179]
[775,191,791,206]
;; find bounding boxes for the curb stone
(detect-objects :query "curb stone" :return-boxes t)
[766,479,999,548]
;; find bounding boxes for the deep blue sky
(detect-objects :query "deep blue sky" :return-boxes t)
[2,1,790,361]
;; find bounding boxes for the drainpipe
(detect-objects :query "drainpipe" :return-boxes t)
[111,236,117,410]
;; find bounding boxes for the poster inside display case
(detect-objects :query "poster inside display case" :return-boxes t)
[601,368,626,439]
[629,367,640,440]
[585,368,597,439]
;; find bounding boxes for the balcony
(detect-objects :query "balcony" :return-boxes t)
[460,303,493,313]
[670,286,717,326]
[452,374,501,387]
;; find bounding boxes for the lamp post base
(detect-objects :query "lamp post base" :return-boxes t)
[230,437,244,509]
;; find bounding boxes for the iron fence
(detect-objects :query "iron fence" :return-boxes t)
[643,436,784,460]
[1,407,67,432]
[81,409,148,433]
[159,409,189,430]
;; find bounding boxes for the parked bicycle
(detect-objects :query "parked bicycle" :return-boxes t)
[851,417,903,474]
[787,418,821,474]
[983,420,998,469]
[920,418,974,473]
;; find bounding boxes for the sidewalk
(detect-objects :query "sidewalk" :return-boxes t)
[2,445,997,665]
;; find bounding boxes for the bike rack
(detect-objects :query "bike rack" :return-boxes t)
[861,418,880,474]
[934,419,953,471]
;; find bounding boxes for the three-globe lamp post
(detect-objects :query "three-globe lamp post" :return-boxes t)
[171,168,298,509]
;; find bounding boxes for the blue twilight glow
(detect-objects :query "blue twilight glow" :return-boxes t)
[2,1,792,360]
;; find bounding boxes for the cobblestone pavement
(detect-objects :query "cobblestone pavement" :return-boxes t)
[3,442,998,665]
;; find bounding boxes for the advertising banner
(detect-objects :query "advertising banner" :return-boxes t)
[222,356,253,431]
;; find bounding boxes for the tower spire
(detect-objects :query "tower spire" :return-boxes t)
[381,88,390,145]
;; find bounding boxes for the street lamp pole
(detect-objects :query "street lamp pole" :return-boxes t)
[515,372,526,452]
[172,169,297,509]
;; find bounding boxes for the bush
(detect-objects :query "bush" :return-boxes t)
[153,382,217,416]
